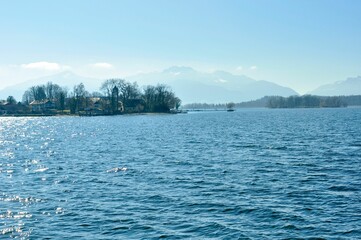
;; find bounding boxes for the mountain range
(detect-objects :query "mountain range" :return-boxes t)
[308,76,361,96]
[128,66,298,103]
[0,67,360,103]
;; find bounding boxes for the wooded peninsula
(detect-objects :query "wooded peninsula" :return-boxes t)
[0,79,182,116]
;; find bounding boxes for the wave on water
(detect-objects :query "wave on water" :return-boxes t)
[1,109,361,239]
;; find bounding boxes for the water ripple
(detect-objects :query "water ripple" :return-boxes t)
[1,109,361,239]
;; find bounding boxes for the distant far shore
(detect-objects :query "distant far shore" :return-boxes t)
[183,95,361,110]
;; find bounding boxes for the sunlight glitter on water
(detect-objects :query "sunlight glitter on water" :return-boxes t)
[1,109,361,239]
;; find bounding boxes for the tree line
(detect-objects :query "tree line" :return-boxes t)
[266,95,347,108]
[183,95,361,110]
[183,98,269,109]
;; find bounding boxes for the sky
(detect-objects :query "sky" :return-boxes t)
[0,0,360,94]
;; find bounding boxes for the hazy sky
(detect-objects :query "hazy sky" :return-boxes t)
[0,0,360,93]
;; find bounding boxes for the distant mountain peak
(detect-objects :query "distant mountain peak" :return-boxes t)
[344,76,361,83]
[213,70,231,75]
[57,70,76,77]
[309,75,361,96]
[127,66,298,103]
[212,70,235,78]
[163,66,196,74]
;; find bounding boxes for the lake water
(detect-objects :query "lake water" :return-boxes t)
[1,108,361,239]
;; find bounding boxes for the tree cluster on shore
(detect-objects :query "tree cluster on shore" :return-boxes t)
[0,79,181,115]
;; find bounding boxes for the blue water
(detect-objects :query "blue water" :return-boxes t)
[1,108,361,239]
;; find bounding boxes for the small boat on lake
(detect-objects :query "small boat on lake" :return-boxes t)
[170,109,188,114]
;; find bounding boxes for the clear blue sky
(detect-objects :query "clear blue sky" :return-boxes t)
[0,0,360,93]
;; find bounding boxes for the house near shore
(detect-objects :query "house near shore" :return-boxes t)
[83,97,144,115]
[0,101,28,115]
[82,97,124,115]
[0,101,8,114]
[29,100,56,112]
[93,99,102,109]
[124,99,145,113]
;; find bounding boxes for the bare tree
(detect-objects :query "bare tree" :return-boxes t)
[100,79,125,98]
[70,83,87,113]
[45,82,54,99]
[28,85,46,101]
[6,96,17,105]
[121,81,141,105]
[22,90,33,104]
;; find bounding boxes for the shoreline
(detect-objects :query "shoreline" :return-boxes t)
[0,112,183,117]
